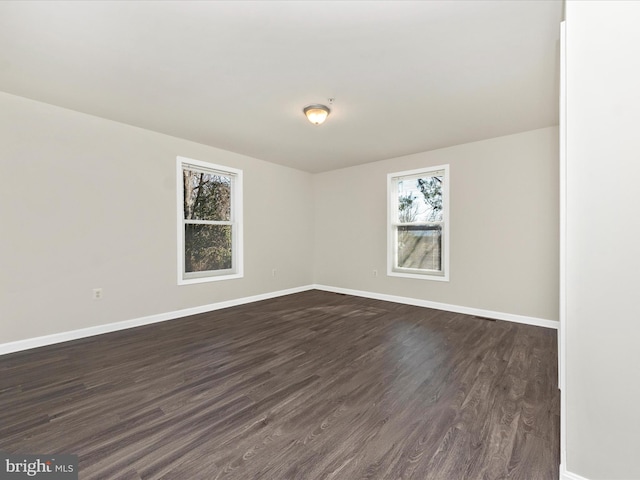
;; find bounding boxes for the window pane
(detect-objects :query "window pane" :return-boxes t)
[185,224,232,272]
[397,175,443,222]
[397,225,442,271]
[183,169,231,221]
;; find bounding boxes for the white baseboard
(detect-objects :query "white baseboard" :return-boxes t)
[0,285,313,356]
[560,464,591,480]
[0,284,558,356]
[312,284,559,330]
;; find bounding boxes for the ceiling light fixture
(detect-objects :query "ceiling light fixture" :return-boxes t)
[303,104,330,125]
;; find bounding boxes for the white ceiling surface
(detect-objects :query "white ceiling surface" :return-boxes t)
[0,1,563,173]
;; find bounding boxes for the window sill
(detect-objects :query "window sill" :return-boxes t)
[178,273,243,285]
[387,270,449,282]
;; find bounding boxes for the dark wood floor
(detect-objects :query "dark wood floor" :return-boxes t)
[0,290,559,479]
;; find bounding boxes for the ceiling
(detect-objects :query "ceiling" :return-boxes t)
[0,1,563,173]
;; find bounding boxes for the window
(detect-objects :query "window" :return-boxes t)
[388,165,449,281]
[177,157,243,284]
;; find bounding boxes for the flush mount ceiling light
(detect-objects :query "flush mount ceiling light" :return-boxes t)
[303,104,331,125]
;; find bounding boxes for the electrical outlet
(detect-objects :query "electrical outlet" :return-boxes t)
[92,288,103,300]
[272,269,277,278]
[373,269,378,277]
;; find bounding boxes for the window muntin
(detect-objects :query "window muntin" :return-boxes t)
[388,165,449,281]
[177,157,243,284]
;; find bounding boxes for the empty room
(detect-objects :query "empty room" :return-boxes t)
[1,1,639,480]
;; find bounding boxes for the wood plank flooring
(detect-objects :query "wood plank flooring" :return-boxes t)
[0,290,559,479]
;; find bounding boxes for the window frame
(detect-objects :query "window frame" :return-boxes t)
[387,164,450,282]
[176,156,243,285]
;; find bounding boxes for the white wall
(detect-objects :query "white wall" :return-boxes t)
[0,92,314,344]
[0,90,560,349]
[564,2,640,479]
[313,127,559,322]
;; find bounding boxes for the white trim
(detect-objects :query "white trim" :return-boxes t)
[0,284,558,356]
[560,465,591,480]
[0,286,312,356]
[559,20,568,473]
[313,284,559,330]
[387,270,448,282]
[179,271,243,284]
[176,156,244,285]
[387,164,450,282]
